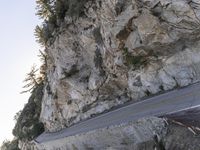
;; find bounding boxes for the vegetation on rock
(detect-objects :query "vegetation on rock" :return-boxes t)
[123,47,147,68]
[35,0,93,47]
[0,1,60,149]
[1,79,45,149]
[0,139,20,150]
[12,82,45,140]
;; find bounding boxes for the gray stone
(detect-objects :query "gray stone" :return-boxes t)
[39,0,200,133]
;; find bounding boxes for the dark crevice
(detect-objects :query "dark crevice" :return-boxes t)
[116,17,134,41]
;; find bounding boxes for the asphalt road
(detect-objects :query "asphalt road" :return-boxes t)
[36,82,200,143]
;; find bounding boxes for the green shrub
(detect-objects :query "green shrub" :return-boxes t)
[13,83,45,140]
[35,0,95,47]
[66,0,88,18]
[0,139,20,150]
[36,0,55,20]
[123,47,146,68]
[34,25,53,47]
[55,0,69,20]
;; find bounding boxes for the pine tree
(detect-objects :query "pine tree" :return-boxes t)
[36,0,55,20]
[34,25,46,47]
[21,66,40,94]
[38,50,47,81]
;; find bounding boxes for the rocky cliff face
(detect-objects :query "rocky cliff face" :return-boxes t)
[40,0,200,132]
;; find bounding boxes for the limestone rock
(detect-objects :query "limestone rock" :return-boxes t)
[36,117,167,150]
[40,0,200,132]
[35,117,200,150]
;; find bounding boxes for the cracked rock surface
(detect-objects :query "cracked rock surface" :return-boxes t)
[37,117,167,150]
[40,0,200,131]
[36,117,200,150]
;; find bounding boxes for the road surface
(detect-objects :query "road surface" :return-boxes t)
[36,82,200,143]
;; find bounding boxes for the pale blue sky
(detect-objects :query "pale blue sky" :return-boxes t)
[0,0,41,144]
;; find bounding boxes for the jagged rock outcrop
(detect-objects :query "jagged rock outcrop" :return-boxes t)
[35,117,200,150]
[163,122,200,150]
[37,117,167,150]
[40,0,200,132]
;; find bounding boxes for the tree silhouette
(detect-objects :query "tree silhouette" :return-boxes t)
[38,50,47,81]
[36,0,55,20]
[0,139,19,150]
[21,66,40,94]
[34,25,47,47]
[14,110,22,122]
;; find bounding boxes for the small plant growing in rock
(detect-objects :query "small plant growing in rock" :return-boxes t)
[123,47,146,68]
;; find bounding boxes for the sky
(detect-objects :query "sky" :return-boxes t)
[0,0,41,145]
